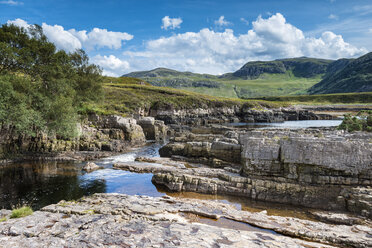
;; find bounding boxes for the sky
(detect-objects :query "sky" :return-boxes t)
[1,0,372,76]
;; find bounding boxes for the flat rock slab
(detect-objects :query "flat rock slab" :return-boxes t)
[0,193,371,248]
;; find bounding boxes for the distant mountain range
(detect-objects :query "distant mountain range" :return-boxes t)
[123,52,372,98]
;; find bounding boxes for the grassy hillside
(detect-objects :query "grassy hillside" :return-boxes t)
[82,77,285,116]
[123,71,323,99]
[309,52,372,94]
[122,58,333,99]
[253,92,372,104]
[226,57,332,79]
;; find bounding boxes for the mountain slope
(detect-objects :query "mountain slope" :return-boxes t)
[122,57,333,98]
[309,52,372,94]
[224,57,333,80]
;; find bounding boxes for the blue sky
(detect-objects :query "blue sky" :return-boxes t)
[1,0,371,76]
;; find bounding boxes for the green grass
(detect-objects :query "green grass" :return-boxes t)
[251,92,372,105]
[0,217,6,222]
[81,78,287,116]
[221,72,322,98]
[137,71,322,99]
[10,206,33,219]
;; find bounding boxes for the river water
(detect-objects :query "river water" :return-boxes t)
[0,120,341,219]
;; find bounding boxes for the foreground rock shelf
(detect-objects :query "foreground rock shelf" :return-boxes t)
[1,193,371,247]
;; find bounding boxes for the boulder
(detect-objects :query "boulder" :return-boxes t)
[82,162,101,172]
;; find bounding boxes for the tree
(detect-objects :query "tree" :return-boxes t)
[0,23,103,138]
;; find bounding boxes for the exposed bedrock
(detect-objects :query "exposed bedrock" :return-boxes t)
[150,106,333,125]
[157,129,372,217]
[0,114,147,160]
[3,193,371,247]
[137,117,167,141]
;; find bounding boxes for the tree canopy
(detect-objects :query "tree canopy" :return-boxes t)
[0,23,103,138]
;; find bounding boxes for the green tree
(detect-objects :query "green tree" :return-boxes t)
[0,23,103,138]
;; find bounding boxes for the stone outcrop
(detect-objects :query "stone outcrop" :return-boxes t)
[82,162,101,172]
[150,106,333,126]
[1,193,371,247]
[137,117,167,141]
[157,127,372,217]
[0,115,146,161]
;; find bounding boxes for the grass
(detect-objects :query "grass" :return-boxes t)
[80,77,287,117]
[251,92,372,105]
[0,217,6,222]
[10,206,33,219]
[138,71,322,99]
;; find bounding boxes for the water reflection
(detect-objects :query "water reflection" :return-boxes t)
[0,161,106,210]
[0,143,165,210]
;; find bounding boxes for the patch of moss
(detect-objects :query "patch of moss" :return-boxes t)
[10,206,33,219]
[0,217,7,222]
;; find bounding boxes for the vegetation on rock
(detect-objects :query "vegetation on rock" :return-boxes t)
[338,111,372,132]
[10,206,33,218]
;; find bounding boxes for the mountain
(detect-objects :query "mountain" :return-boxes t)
[122,54,372,98]
[124,67,217,79]
[123,68,222,89]
[309,52,372,94]
[223,57,333,80]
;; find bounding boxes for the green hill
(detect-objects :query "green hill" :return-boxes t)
[83,77,283,116]
[309,52,372,94]
[122,57,334,99]
[225,57,332,79]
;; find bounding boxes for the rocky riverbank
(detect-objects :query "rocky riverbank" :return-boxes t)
[155,126,372,218]
[1,193,371,248]
[0,114,167,163]
[151,106,334,125]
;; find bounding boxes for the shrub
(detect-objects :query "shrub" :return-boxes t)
[338,112,372,132]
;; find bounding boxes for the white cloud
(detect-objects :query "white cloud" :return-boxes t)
[42,23,82,52]
[91,55,130,77]
[161,16,182,30]
[240,18,249,25]
[7,18,133,52]
[368,28,372,33]
[214,16,230,27]
[68,28,133,51]
[123,13,366,75]
[0,0,23,6]
[7,18,29,28]
[328,14,338,20]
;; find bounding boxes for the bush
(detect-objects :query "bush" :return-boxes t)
[338,112,372,132]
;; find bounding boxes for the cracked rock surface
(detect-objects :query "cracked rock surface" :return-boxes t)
[1,193,371,248]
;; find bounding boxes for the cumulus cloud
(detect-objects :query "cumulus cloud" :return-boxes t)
[123,13,366,74]
[7,18,133,52]
[214,16,230,27]
[91,55,130,76]
[42,23,82,52]
[7,18,29,28]
[161,16,182,30]
[0,0,23,6]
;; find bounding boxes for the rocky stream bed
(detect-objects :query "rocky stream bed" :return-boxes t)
[1,107,371,247]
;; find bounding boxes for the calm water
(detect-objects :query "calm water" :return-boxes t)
[0,143,164,210]
[225,120,342,129]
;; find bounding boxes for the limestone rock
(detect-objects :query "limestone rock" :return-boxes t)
[82,162,101,172]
